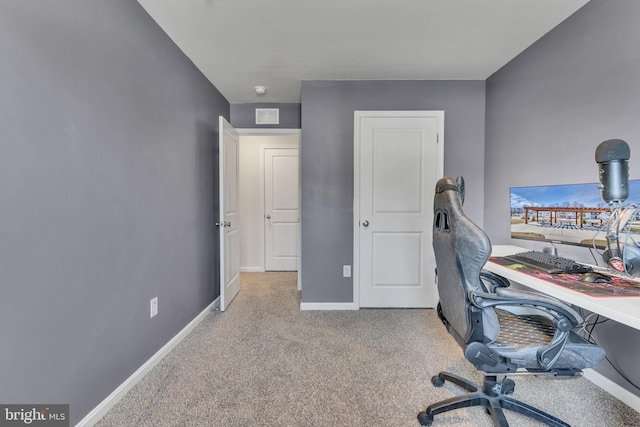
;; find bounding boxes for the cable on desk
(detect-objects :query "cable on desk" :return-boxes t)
[588,247,601,266]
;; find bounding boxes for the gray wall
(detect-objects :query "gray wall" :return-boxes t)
[485,0,640,398]
[300,80,486,303]
[0,1,229,424]
[230,103,301,129]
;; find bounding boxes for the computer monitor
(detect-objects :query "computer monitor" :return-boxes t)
[510,180,640,249]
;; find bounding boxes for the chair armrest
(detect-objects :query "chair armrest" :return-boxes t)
[479,270,510,292]
[469,288,583,327]
[469,288,584,370]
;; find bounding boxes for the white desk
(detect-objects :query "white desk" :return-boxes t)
[485,245,640,330]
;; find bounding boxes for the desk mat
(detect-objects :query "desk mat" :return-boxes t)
[489,256,640,297]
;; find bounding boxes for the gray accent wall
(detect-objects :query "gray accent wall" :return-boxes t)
[485,0,640,399]
[230,103,301,129]
[0,1,229,424]
[300,80,486,303]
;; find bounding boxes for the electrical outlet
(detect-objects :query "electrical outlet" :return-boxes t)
[150,297,158,318]
[343,265,351,278]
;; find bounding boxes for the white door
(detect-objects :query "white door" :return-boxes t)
[264,147,299,271]
[354,111,444,308]
[219,116,240,311]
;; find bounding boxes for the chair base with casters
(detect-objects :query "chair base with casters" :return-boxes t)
[417,372,571,427]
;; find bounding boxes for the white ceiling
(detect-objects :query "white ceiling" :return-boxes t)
[136,0,589,103]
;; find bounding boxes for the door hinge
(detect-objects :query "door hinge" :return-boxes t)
[437,133,440,144]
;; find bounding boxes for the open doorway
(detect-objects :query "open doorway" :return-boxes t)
[237,130,301,288]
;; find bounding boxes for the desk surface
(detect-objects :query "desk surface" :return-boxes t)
[486,245,640,330]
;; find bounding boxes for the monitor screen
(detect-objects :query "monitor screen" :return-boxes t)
[510,180,640,248]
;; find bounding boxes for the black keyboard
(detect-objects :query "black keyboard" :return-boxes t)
[504,251,593,274]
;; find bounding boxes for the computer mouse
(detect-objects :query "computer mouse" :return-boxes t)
[579,272,612,284]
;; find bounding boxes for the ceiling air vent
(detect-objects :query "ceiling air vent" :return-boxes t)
[255,108,279,125]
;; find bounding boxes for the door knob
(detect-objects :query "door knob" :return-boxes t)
[266,215,271,219]
[362,220,369,227]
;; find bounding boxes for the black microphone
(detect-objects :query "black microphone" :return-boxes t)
[595,139,630,204]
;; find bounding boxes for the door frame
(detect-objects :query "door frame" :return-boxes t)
[236,129,301,290]
[353,111,444,308]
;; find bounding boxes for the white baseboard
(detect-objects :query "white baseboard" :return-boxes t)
[76,297,219,427]
[300,302,358,310]
[584,368,640,413]
[239,267,265,273]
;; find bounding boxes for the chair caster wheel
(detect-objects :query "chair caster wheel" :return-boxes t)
[431,375,445,387]
[417,411,434,426]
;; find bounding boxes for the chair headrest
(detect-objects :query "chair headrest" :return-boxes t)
[436,176,465,206]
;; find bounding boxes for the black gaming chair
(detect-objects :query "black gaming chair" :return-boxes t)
[418,177,606,427]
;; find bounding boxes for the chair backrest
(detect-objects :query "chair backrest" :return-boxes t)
[433,177,497,346]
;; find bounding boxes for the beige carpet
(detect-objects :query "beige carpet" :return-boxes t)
[96,272,640,426]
